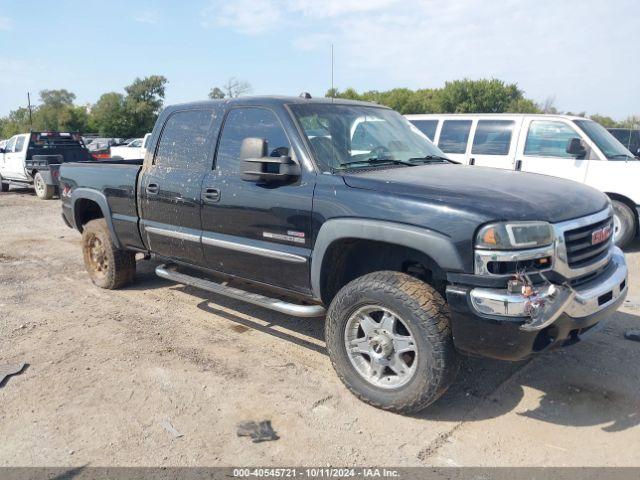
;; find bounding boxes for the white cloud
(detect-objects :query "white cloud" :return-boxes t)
[202,0,282,35]
[287,0,400,18]
[134,11,159,24]
[200,0,639,116]
[0,16,12,30]
[201,0,397,34]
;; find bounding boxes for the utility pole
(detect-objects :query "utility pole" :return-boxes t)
[27,92,33,131]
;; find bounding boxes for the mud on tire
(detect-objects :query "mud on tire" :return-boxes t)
[82,219,136,289]
[325,271,459,414]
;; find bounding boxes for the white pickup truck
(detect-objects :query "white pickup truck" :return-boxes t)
[109,133,151,160]
[406,114,640,248]
[0,131,91,199]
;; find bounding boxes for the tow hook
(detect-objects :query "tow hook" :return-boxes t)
[512,273,576,332]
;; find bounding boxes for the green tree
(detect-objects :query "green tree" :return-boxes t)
[619,116,640,129]
[209,78,252,99]
[438,79,539,113]
[39,89,76,108]
[35,89,89,132]
[0,107,33,137]
[208,87,225,99]
[123,75,168,136]
[326,79,540,114]
[89,92,132,137]
[589,114,619,128]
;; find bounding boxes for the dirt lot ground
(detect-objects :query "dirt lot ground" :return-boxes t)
[1,188,639,467]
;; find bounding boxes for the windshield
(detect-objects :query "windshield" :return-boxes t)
[289,103,451,171]
[574,120,636,160]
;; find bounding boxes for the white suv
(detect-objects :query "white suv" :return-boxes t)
[406,114,640,248]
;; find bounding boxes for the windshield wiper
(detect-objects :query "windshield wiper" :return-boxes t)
[407,155,451,164]
[610,154,635,160]
[336,157,418,169]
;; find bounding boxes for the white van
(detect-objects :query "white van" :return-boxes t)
[406,114,640,248]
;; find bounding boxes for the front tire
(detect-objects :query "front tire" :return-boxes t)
[325,271,459,414]
[612,200,636,249]
[0,174,9,192]
[34,172,55,200]
[82,219,136,289]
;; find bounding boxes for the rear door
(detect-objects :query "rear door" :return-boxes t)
[200,106,314,294]
[4,135,28,180]
[139,108,220,265]
[435,119,472,163]
[516,118,591,183]
[468,118,520,169]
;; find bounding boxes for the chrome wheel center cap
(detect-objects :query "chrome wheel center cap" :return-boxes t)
[369,334,393,359]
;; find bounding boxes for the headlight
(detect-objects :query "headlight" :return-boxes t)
[476,221,554,250]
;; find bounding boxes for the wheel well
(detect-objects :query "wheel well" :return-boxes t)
[74,199,104,232]
[606,192,639,236]
[319,238,446,304]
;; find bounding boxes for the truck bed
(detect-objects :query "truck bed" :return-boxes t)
[59,160,145,250]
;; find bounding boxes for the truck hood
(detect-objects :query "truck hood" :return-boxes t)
[342,164,609,223]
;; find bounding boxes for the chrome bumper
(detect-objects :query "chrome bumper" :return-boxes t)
[470,247,628,330]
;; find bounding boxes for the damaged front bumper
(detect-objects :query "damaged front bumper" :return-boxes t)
[446,247,628,361]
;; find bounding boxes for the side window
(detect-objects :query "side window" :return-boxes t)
[524,121,579,158]
[410,120,438,141]
[471,120,514,155]
[438,120,472,154]
[609,129,630,148]
[5,137,16,153]
[631,131,640,154]
[14,136,26,152]
[216,108,291,173]
[154,109,216,170]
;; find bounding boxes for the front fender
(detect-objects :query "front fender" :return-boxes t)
[311,218,464,299]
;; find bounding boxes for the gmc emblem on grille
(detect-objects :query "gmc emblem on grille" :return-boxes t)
[592,225,612,245]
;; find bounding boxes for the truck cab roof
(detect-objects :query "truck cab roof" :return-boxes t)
[163,95,388,113]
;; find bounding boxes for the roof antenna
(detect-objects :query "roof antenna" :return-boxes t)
[330,43,334,103]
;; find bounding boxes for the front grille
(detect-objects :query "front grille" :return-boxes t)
[564,216,613,269]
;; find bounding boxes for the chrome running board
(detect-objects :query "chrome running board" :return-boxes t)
[155,264,326,318]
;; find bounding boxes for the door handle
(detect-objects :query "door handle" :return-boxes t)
[146,183,159,195]
[469,157,476,166]
[515,160,523,171]
[202,187,221,203]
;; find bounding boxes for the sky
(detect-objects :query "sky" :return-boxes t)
[0,0,638,119]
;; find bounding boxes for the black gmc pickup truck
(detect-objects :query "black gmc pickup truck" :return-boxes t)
[59,96,628,413]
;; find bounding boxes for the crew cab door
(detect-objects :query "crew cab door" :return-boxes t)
[467,119,521,169]
[139,108,219,265]
[4,135,28,181]
[200,106,314,294]
[515,118,590,183]
[0,136,14,178]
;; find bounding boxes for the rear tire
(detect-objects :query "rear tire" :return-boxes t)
[612,200,636,249]
[82,219,136,289]
[34,172,55,200]
[325,271,459,414]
